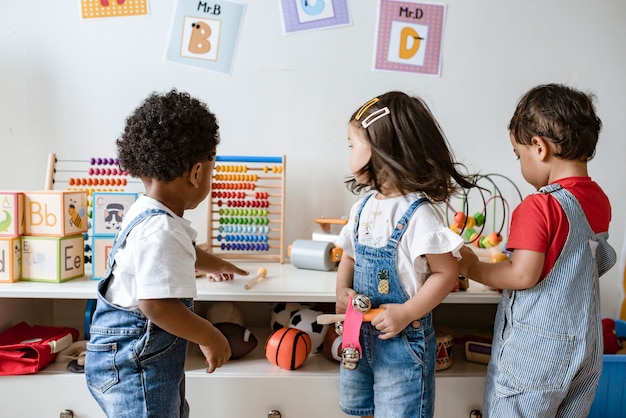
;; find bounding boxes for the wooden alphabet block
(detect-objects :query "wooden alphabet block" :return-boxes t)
[91,192,138,236]
[24,191,88,237]
[0,237,21,283]
[91,236,114,280]
[0,192,25,237]
[21,235,84,282]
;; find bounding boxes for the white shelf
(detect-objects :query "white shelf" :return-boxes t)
[0,261,501,304]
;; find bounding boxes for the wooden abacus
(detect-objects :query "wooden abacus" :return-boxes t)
[204,155,286,263]
[44,153,140,192]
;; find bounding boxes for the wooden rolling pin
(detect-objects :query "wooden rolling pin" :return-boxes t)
[316,308,385,325]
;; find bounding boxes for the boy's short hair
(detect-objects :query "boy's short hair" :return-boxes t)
[117,89,220,181]
[508,83,602,162]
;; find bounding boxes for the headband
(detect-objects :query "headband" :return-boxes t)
[354,97,390,128]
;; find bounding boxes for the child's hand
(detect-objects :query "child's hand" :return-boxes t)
[372,303,413,340]
[199,325,232,373]
[336,287,357,314]
[458,245,479,278]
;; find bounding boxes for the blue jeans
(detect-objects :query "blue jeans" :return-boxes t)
[85,277,192,418]
[339,315,436,418]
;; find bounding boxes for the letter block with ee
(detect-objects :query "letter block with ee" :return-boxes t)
[20,235,84,282]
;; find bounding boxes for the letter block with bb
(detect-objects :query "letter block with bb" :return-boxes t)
[24,191,89,237]
[0,191,25,238]
[21,235,84,282]
[0,237,21,283]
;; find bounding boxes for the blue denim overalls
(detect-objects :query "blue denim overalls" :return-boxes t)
[484,184,617,417]
[339,195,436,418]
[86,209,193,418]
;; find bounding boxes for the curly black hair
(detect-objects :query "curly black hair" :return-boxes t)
[116,89,220,182]
[346,91,476,202]
[508,83,601,162]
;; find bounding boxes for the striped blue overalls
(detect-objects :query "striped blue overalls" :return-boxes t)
[484,184,617,417]
[86,209,193,418]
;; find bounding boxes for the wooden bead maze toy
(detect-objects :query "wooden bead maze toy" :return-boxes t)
[205,155,286,263]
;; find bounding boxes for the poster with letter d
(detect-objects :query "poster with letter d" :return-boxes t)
[166,0,246,74]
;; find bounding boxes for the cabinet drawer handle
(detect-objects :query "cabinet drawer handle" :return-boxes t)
[60,410,74,418]
[268,410,281,418]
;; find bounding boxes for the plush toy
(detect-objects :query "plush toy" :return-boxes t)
[602,318,621,354]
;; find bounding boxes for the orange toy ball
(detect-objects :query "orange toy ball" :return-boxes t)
[265,327,312,370]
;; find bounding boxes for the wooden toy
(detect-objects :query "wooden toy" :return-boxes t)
[24,190,89,237]
[20,235,84,282]
[91,236,114,280]
[0,192,24,237]
[435,327,454,371]
[243,267,268,289]
[0,237,21,283]
[265,327,312,370]
[203,155,286,263]
[91,192,138,236]
[316,308,385,325]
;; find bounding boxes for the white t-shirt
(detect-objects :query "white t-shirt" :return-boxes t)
[104,196,198,309]
[335,192,463,297]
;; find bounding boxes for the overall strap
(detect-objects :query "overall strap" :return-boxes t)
[387,197,430,249]
[353,193,374,239]
[105,209,172,277]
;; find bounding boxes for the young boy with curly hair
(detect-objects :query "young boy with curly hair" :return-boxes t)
[459,84,617,417]
[85,89,248,418]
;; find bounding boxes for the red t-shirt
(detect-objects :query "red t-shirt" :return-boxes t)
[506,177,612,280]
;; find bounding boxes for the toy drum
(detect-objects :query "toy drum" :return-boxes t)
[435,327,454,371]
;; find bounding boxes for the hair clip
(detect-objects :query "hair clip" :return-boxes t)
[360,107,390,128]
[355,98,380,121]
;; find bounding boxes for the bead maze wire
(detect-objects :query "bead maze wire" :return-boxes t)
[445,173,523,252]
[201,155,286,263]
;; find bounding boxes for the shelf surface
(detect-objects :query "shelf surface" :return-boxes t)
[0,261,501,304]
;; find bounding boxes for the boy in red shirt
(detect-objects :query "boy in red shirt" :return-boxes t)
[459,83,617,417]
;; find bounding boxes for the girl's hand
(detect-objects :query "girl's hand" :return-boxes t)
[336,287,357,314]
[372,302,413,340]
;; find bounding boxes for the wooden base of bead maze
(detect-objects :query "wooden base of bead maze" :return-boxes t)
[201,155,286,263]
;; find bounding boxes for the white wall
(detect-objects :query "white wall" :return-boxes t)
[1,0,625,317]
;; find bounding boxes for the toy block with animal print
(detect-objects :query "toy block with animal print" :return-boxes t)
[0,192,25,238]
[20,234,84,282]
[91,236,114,280]
[90,192,138,237]
[24,191,88,237]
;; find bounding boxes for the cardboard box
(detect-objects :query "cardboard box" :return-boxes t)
[0,237,21,282]
[0,192,24,237]
[20,235,84,282]
[24,191,88,237]
[91,192,138,236]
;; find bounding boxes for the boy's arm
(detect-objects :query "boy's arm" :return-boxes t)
[459,246,544,290]
[138,298,231,373]
[195,246,249,278]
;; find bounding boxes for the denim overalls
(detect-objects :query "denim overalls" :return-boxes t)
[86,209,193,418]
[484,184,617,417]
[340,195,436,418]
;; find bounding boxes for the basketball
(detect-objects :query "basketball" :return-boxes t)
[265,327,312,370]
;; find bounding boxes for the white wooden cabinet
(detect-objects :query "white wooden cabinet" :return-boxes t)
[0,262,500,417]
